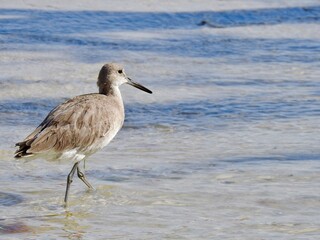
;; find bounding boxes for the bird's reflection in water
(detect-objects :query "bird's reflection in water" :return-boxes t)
[62,211,86,239]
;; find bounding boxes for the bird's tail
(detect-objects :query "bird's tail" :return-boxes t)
[14,141,33,158]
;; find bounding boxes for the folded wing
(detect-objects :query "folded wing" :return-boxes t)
[15,95,111,158]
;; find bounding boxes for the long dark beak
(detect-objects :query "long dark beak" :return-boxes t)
[127,77,152,94]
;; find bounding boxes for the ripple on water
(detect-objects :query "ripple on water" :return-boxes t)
[0,192,24,206]
[0,99,61,126]
[125,97,320,131]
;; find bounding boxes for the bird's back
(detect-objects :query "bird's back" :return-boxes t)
[15,93,125,160]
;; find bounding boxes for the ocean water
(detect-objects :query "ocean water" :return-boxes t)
[0,1,320,239]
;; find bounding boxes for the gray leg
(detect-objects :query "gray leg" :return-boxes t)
[77,167,94,190]
[64,162,80,205]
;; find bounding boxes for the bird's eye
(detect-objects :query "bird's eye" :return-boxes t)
[118,69,123,74]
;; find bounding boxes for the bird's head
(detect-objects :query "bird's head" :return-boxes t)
[97,63,152,95]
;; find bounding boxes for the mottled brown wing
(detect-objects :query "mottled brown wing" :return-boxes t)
[15,94,111,158]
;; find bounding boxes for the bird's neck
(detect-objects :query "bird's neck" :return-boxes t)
[100,85,123,104]
[99,84,119,96]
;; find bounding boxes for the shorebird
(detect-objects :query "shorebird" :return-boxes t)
[14,63,152,205]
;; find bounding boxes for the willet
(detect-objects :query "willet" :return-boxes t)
[14,63,152,205]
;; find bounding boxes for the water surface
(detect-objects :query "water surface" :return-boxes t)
[0,1,320,239]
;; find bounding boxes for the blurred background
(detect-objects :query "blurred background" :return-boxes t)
[0,0,319,239]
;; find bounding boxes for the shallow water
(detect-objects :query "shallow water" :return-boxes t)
[0,0,320,239]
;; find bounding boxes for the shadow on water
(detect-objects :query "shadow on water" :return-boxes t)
[0,6,319,61]
[1,97,319,129]
[0,222,31,234]
[0,209,84,236]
